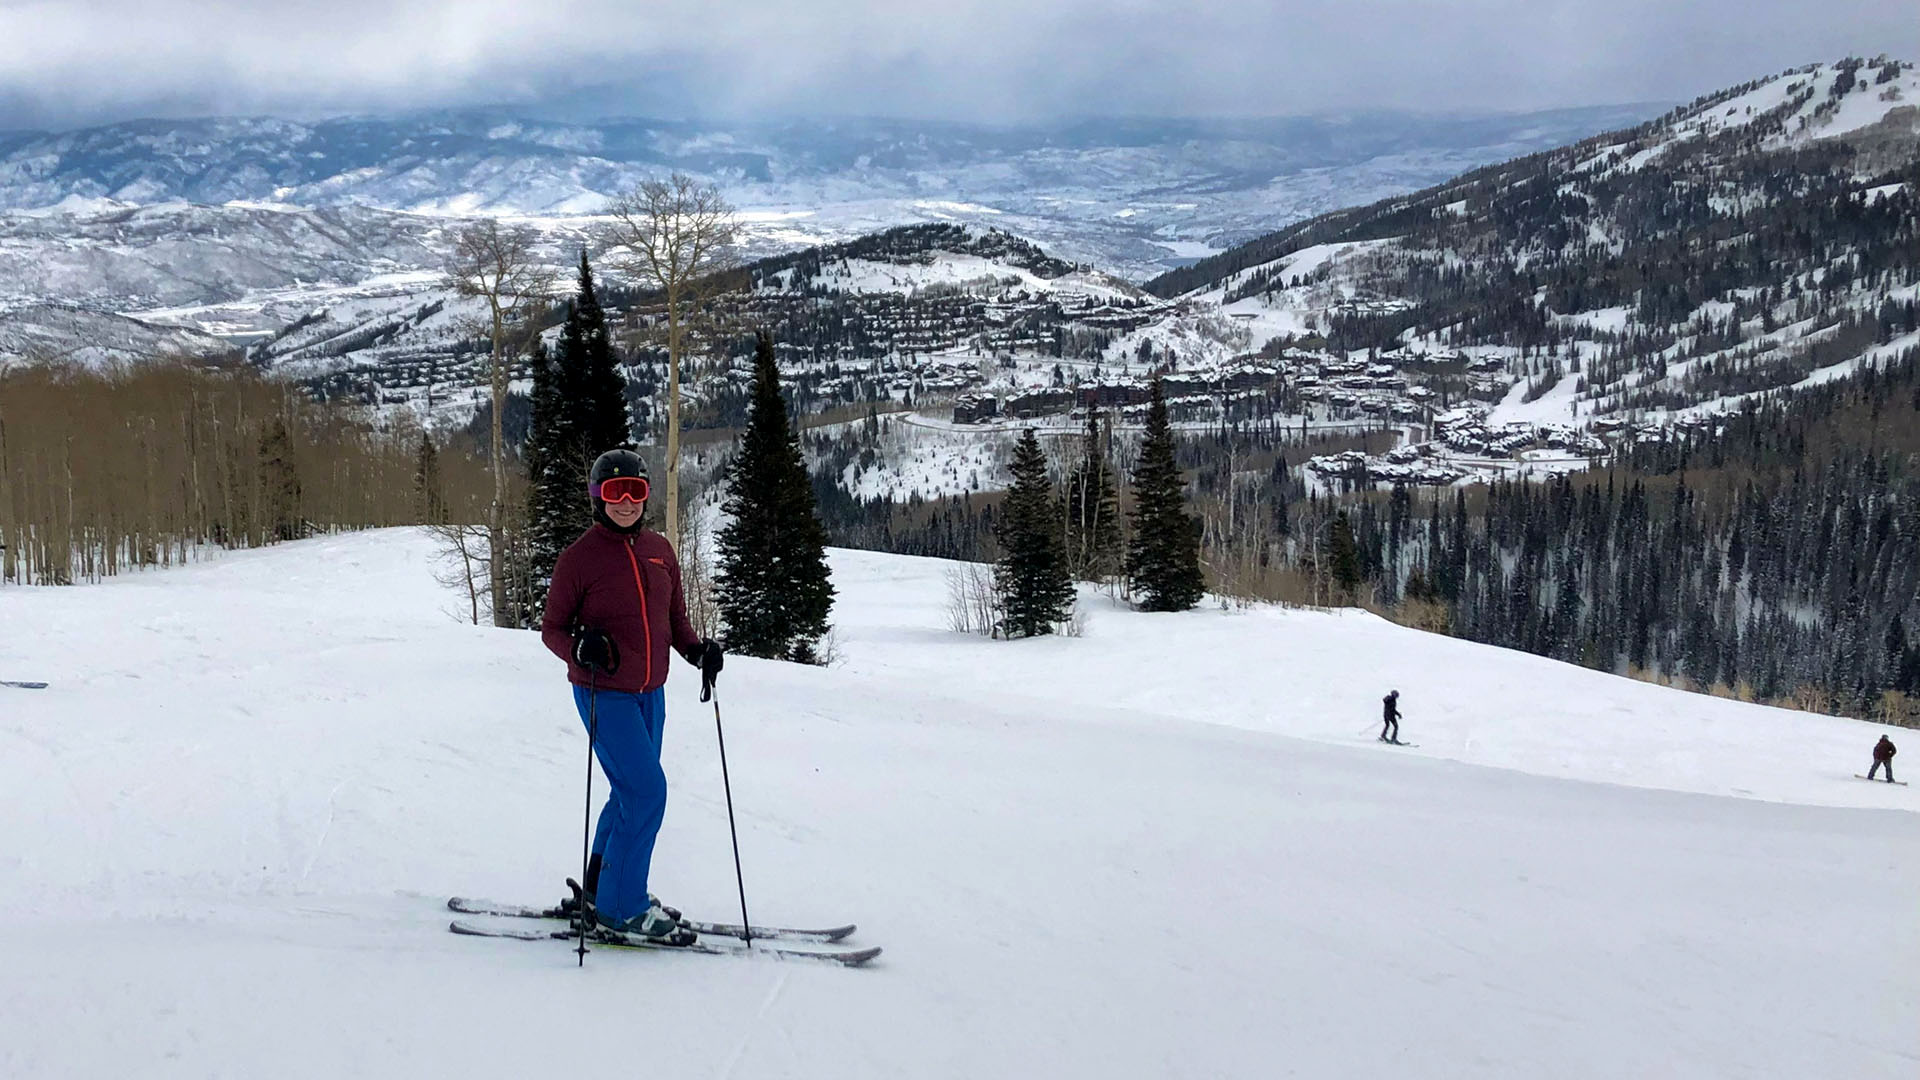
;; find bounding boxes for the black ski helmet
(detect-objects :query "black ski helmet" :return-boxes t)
[589,447,649,531]
[590,447,648,489]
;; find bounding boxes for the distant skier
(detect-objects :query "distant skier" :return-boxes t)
[540,448,724,942]
[1868,735,1897,783]
[1380,690,1402,744]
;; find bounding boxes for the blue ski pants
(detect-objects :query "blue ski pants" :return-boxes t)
[574,685,667,923]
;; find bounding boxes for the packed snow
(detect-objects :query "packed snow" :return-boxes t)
[0,530,1914,1078]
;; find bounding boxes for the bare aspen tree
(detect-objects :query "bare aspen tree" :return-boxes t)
[0,402,14,583]
[0,358,492,587]
[427,521,491,625]
[603,174,737,544]
[443,219,553,627]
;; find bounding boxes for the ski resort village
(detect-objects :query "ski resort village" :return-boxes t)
[1,8,1917,1077]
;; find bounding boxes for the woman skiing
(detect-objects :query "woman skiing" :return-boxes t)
[540,448,722,941]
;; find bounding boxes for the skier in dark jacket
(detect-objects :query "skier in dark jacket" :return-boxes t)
[1869,735,1897,782]
[541,448,723,941]
[1380,690,1402,744]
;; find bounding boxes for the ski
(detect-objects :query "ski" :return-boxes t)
[1378,740,1419,747]
[1,681,47,689]
[446,896,857,944]
[1855,775,1908,786]
[448,919,881,967]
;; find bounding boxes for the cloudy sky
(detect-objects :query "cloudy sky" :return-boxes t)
[2,0,1916,129]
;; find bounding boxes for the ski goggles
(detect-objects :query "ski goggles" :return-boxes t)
[592,476,650,504]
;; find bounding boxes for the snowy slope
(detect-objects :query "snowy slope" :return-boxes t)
[1645,58,1920,155]
[0,301,235,369]
[0,109,1661,257]
[797,253,1135,300]
[1132,56,1920,478]
[0,200,451,309]
[0,530,1914,1078]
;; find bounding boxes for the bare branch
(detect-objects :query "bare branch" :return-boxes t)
[443,219,553,319]
[602,174,739,295]
[600,173,739,543]
[440,218,555,627]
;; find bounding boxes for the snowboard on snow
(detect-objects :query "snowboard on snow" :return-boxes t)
[1,681,47,689]
[1855,774,1908,786]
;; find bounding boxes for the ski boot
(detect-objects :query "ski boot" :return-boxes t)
[597,901,697,946]
[560,876,595,926]
[564,877,688,933]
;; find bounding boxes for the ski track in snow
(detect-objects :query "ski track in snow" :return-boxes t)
[0,529,1915,1078]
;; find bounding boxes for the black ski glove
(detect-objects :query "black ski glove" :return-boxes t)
[698,638,723,702]
[572,628,620,676]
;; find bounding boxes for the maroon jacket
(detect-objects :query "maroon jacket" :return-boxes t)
[1875,736,1897,762]
[541,524,700,693]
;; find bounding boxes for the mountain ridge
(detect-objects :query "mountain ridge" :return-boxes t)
[1132,57,1918,439]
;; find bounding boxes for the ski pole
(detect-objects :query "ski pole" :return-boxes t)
[577,670,598,967]
[711,691,753,948]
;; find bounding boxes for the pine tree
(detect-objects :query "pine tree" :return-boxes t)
[565,253,630,460]
[1125,378,1205,611]
[523,337,576,611]
[1327,511,1362,602]
[715,330,836,661]
[1062,410,1120,581]
[414,432,445,524]
[526,255,631,614]
[996,428,1074,638]
[257,415,301,543]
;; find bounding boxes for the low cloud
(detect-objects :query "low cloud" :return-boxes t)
[1,0,1915,129]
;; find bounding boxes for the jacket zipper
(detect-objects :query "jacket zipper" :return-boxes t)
[622,538,654,689]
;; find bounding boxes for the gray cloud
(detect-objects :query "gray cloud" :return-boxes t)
[2,0,1916,129]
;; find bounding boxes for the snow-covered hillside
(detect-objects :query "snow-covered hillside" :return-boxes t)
[1137,56,1920,483]
[0,103,1666,373]
[0,108,1660,273]
[0,301,235,369]
[1642,57,1920,155]
[0,200,452,310]
[1,530,1913,1078]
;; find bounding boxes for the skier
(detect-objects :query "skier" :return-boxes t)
[540,448,724,942]
[1380,690,1402,744]
[1868,734,1897,783]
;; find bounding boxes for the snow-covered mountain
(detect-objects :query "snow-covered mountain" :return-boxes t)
[0,529,1912,1077]
[237,222,1206,433]
[12,58,1917,467]
[0,109,1659,248]
[1147,58,1920,452]
[0,201,454,310]
[0,106,1661,317]
[0,301,235,370]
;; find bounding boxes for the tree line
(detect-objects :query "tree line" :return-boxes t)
[854,377,1209,640]
[801,345,1918,722]
[0,357,492,586]
[1321,348,1920,724]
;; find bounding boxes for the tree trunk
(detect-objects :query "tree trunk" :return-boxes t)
[665,282,682,545]
[0,410,13,585]
[489,305,510,628]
